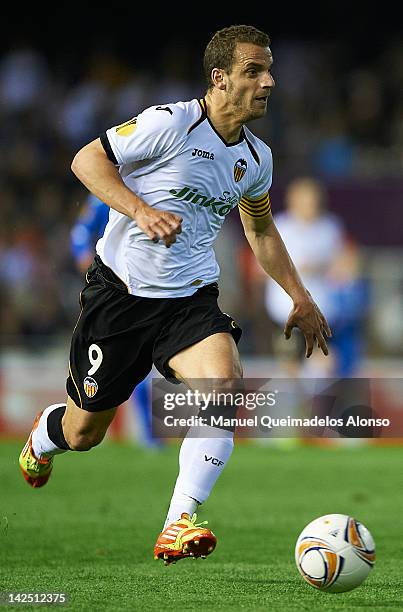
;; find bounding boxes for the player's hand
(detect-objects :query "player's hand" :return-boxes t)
[135,206,182,248]
[284,294,332,358]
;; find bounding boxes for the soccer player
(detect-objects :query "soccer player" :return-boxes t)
[19,25,331,564]
[265,177,344,375]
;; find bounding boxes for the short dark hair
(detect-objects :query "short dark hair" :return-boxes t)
[203,25,271,90]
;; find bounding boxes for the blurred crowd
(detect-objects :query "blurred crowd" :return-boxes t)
[0,37,402,355]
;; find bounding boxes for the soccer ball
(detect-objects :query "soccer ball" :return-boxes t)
[295,514,375,593]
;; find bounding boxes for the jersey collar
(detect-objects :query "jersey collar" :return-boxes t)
[199,98,245,148]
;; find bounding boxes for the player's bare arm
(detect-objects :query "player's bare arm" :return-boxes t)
[240,210,332,358]
[71,139,182,247]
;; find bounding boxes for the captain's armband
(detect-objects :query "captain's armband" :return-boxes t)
[238,192,271,218]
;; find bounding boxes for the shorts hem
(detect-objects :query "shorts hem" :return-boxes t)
[66,382,134,412]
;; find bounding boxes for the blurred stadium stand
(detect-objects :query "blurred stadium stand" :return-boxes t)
[0,25,402,437]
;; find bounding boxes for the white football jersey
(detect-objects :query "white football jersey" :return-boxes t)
[97,98,273,297]
[265,212,344,323]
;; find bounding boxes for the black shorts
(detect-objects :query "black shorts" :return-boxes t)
[66,256,242,412]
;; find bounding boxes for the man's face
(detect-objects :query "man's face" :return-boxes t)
[224,42,275,121]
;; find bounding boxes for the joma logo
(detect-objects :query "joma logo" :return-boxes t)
[192,148,214,160]
[205,455,224,467]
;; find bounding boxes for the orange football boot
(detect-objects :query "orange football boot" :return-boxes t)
[154,513,217,565]
[19,410,54,488]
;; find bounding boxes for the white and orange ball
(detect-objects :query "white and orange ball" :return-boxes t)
[295,514,375,593]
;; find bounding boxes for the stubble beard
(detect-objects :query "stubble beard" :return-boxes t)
[227,81,266,123]
[226,83,249,124]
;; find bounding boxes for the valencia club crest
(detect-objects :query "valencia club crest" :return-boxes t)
[234,158,247,182]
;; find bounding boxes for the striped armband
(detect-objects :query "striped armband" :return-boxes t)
[238,191,271,218]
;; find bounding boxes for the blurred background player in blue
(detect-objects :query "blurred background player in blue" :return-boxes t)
[70,194,110,274]
[70,194,159,447]
[326,239,370,377]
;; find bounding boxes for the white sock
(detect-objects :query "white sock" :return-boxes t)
[163,492,199,529]
[164,425,234,528]
[31,404,69,459]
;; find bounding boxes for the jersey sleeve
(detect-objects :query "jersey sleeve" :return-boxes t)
[239,146,273,218]
[100,104,185,165]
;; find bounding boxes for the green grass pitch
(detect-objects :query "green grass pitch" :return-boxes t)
[0,440,402,611]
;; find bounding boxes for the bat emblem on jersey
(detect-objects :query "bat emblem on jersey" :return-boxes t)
[156,106,173,115]
[234,158,247,182]
[83,376,98,398]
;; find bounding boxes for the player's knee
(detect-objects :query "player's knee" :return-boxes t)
[202,362,243,381]
[216,364,243,385]
[65,429,105,451]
